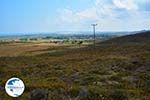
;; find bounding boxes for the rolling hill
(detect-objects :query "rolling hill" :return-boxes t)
[0,31,150,100]
[101,31,150,44]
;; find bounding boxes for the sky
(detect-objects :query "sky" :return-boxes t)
[0,0,150,33]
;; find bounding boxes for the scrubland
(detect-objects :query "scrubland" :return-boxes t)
[0,32,150,100]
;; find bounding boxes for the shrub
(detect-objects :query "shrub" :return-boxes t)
[28,89,49,100]
[108,89,128,100]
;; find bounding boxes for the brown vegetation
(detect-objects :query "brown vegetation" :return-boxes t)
[0,32,150,100]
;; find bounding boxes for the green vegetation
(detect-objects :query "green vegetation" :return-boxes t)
[20,38,28,42]
[0,32,150,100]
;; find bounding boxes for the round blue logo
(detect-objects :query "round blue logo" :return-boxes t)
[5,77,25,97]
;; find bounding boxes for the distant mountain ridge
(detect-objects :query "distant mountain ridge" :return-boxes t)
[101,31,150,44]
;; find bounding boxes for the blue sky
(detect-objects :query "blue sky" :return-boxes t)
[0,0,150,33]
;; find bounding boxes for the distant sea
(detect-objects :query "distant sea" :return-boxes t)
[0,31,133,37]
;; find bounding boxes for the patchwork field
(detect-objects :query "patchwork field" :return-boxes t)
[0,42,81,56]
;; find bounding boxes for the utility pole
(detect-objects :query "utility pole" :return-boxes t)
[92,24,97,47]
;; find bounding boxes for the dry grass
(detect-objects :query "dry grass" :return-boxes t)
[0,42,75,56]
[0,32,150,99]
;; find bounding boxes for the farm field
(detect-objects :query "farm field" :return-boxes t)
[0,42,75,56]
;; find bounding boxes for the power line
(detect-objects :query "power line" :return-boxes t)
[92,24,98,47]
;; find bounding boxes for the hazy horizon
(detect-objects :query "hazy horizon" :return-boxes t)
[0,30,146,37]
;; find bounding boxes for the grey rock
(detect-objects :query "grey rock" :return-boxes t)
[29,89,49,100]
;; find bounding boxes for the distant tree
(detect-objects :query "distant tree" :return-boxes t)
[78,41,83,47]
[20,38,28,42]
[30,38,38,41]
[72,40,77,44]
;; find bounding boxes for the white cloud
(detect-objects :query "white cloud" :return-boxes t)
[56,0,150,31]
[58,7,98,24]
[113,0,138,10]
